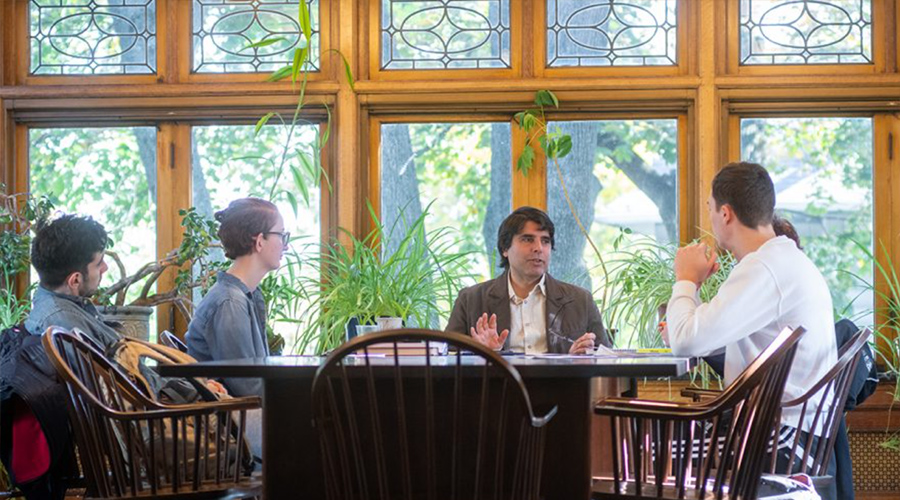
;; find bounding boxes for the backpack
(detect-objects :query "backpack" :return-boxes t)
[106,336,255,476]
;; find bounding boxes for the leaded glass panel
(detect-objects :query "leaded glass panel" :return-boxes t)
[29,0,157,75]
[547,0,677,67]
[193,0,320,73]
[381,0,510,70]
[740,0,872,65]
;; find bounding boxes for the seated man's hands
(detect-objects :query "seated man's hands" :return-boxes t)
[674,242,719,288]
[470,313,509,351]
[569,332,596,354]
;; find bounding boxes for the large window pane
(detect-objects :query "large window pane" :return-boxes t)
[29,0,157,75]
[381,0,511,70]
[29,127,158,327]
[547,0,678,67]
[192,0,320,73]
[741,117,873,324]
[380,122,512,324]
[740,0,872,65]
[192,123,320,348]
[547,120,678,285]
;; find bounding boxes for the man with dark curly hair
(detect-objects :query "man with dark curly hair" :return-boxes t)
[25,214,120,350]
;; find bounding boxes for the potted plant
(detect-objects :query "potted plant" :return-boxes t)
[93,207,227,341]
[292,204,474,354]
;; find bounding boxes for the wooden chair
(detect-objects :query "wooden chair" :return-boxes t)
[592,326,806,500]
[311,328,558,500]
[684,327,873,494]
[42,327,262,499]
[159,330,189,353]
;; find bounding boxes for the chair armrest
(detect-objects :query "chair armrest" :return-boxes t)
[680,387,722,402]
[531,405,558,428]
[103,396,262,420]
[594,397,726,421]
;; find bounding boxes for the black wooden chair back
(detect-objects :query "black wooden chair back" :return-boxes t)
[42,327,261,499]
[311,328,558,500]
[770,327,873,477]
[593,326,806,500]
[159,330,189,353]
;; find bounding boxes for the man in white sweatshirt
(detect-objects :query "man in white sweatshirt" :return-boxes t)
[666,161,837,436]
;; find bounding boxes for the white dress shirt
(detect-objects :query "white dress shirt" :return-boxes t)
[508,274,548,354]
[667,236,837,434]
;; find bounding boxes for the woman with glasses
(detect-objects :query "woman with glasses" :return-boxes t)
[186,197,288,459]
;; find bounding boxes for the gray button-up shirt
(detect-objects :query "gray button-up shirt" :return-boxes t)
[186,271,269,397]
[26,285,121,350]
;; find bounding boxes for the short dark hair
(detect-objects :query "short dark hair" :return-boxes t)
[773,214,802,250]
[497,207,555,269]
[31,214,108,288]
[711,162,775,229]
[215,198,280,260]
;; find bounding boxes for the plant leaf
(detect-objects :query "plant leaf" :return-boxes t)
[535,90,558,108]
[267,65,293,82]
[556,134,573,158]
[325,49,356,92]
[255,112,276,136]
[241,37,287,52]
[516,144,535,176]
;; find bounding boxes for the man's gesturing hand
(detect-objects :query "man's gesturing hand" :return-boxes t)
[469,313,509,351]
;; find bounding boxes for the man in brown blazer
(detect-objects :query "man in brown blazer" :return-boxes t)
[446,207,609,354]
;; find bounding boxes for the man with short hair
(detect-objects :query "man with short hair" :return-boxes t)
[26,214,120,350]
[666,162,837,435]
[447,206,609,354]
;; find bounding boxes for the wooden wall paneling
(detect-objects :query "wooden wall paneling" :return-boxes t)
[156,123,191,336]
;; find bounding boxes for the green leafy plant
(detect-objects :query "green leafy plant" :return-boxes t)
[292,203,474,354]
[848,240,900,403]
[244,1,353,219]
[0,186,53,329]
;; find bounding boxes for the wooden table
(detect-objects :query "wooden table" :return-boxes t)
[160,354,691,499]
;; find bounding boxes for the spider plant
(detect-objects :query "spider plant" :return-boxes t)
[603,234,736,349]
[849,240,900,404]
[293,203,474,354]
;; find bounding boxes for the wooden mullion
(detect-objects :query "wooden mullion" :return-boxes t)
[335,0,360,244]
[364,116,381,239]
[156,123,191,336]
[875,114,897,364]
[13,122,29,298]
[511,117,546,211]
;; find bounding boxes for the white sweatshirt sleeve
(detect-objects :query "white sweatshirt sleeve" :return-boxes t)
[667,257,782,357]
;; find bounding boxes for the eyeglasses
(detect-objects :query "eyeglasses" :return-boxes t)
[264,231,291,248]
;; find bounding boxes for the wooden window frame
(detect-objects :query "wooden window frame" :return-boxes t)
[364,0,524,81]
[368,108,693,244]
[724,0,892,76]
[9,101,333,334]
[724,103,896,355]
[15,0,170,86]
[535,0,696,79]
[176,0,336,84]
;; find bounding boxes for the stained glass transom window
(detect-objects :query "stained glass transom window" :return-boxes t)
[547,0,677,67]
[740,0,872,65]
[29,0,157,75]
[381,0,511,70]
[193,0,319,73]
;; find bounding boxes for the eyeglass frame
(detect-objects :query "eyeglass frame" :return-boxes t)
[263,231,291,248]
